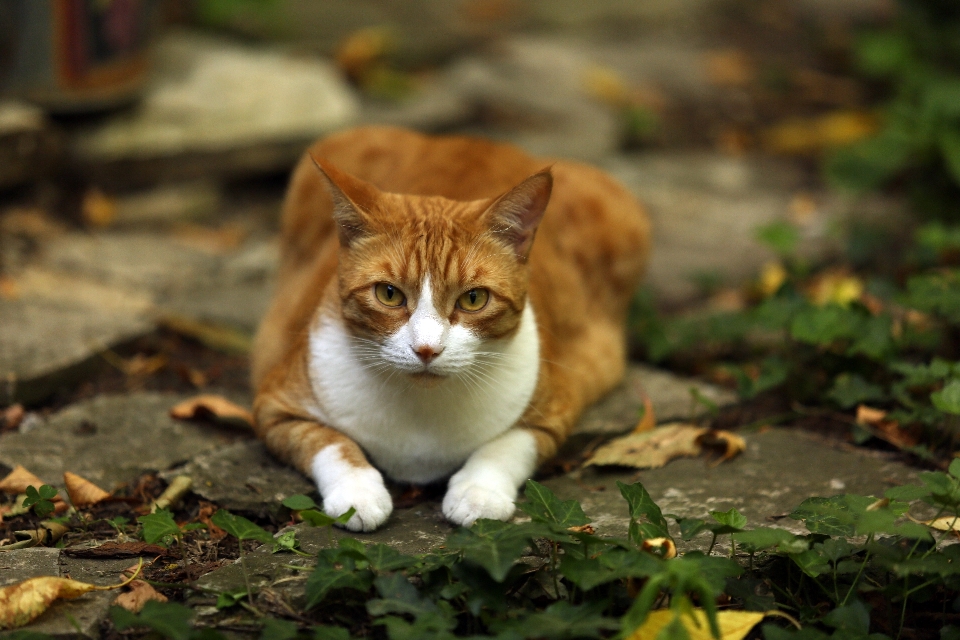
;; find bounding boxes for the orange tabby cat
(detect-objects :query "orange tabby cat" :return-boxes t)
[251,126,649,531]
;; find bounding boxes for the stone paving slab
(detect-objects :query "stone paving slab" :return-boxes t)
[71,30,358,187]
[0,392,248,491]
[194,427,921,605]
[0,269,155,405]
[0,548,129,639]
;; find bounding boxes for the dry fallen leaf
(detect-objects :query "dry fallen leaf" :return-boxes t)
[705,49,755,87]
[641,537,677,559]
[63,472,111,508]
[1,404,24,432]
[807,270,864,307]
[0,466,47,495]
[170,395,253,427]
[855,404,919,450]
[586,424,746,469]
[151,475,193,513]
[628,609,767,640]
[160,315,252,355]
[567,524,596,535]
[763,111,877,155]
[697,429,747,461]
[113,580,167,613]
[586,423,707,469]
[0,559,141,629]
[64,541,172,559]
[335,27,394,81]
[634,396,656,434]
[758,262,788,298]
[81,187,117,228]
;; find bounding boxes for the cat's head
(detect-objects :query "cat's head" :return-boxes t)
[313,157,551,383]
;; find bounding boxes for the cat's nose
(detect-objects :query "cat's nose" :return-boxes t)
[414,345,443,364]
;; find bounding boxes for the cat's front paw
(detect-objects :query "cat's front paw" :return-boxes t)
[442,480,516,527]
[322,473,393,532]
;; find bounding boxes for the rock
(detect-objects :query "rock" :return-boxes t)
[605,152,910,304]
[113,181,222,228]
[71,30,359,187]
[0,392,248,490]
[162,440,314,519]
[194,428,919,600]
[545,428,919,544]
[0,269,154,405]
[576,364,736,436]
[0,548,122,639]
[359,72,475,132]
[446,37,621,161]
[0,100,59,189]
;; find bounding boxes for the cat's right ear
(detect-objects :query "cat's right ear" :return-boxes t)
[311,155,379,247]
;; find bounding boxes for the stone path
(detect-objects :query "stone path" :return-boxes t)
[0,0,918,635]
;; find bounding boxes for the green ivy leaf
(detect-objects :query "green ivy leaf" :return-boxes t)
[259,618,299,640]
[364,543,419,573]
[732,527,805,553]
[210,510,276,545]
[366,573,437,617]
[519,479,590,529]
[299,507,356,528]
[559,548,662,590]
[110,601,195,640]
[932,379,960,414]
[789,495,876,536]
[312,625,352,640]
[304,552,374,609]
[487,601,620,639]
[137,510,182,546]
[617,481,671,544]
[710,508,747,533]
[282,494,318,511]
[446,519,545,582]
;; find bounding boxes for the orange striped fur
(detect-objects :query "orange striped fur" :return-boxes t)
[251,126,650,531]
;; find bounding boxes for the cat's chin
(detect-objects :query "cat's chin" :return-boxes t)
[409,371,447,388]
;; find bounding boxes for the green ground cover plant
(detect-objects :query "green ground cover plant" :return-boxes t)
[9,476,960,639]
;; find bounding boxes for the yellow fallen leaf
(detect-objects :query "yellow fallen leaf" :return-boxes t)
[918,515,960,532]
[586,423,706,469]
[628,609,765,640]
[705,49,755,87]
[335,27,394,81]
[641,537,677,559]
[807,270,864,307]
[584,66,629,105]
[758,262,787,298]
[0,558,141,629]
[169,395,253,427]
[64,472,111,508]
[763,111,877,155]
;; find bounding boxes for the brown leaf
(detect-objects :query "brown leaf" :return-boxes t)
[1,405,24,432]
[81,187,117,228]
[63,472,111,508]
[113,580,167,613]
[169,395,253,427]
[855,404,919,450]
[335,27,393,80]
[0,466,48,495]
[705,49,755,87]
[696,429,747,461]
[762,111,877,155]
[585,423,707,469]
[856,405,888,425]
[567,524,596,535]
[65,542,172,559]
[633,396,656,434]
[160,315,252,355]
[641,537,677,559]
[0,559,140,630]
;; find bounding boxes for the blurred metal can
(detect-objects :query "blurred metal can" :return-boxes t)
[0,0,159,112]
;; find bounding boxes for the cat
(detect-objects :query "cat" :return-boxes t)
[251,126,650,532]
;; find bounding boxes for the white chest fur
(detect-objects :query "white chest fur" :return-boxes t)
[306,305,540,484]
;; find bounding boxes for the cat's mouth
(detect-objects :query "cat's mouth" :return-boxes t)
[409,370,446,387]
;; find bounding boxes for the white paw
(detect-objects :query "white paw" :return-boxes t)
[442,480,516,527]
[322,474,393,532]
[311,445,393,532]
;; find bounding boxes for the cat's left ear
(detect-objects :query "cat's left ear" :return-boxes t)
[486,169,553,262]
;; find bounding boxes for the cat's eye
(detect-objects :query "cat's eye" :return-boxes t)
[457,288,489,312]
[374,283,406,307]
